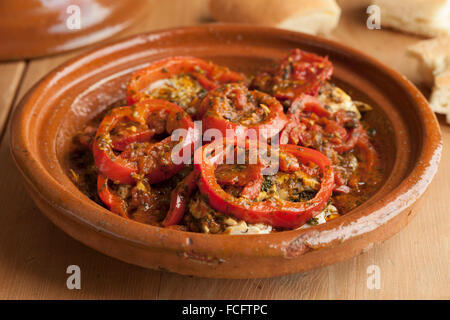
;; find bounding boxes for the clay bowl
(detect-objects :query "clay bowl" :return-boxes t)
[10,25,442,278]
[0,0,150,61]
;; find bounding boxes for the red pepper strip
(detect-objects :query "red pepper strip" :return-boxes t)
[201,84,287,140]
[332,134,377,193]
[240,173,263,200]
[251,49,333,101]
[112,129,155,151]
[162,171,198,227]
[279,151,301,172]
[332,126,361,154]
[93,103,152,184]
[356,134,378,174]
[126,56,246,105]
[289,95,331,118]
[97,174,128,218]
[93,141,138,185]
[329,110,362,154]
[283,98,361,154]
[281,96,330,146]
[216,164,265,200]
[93,99,194,185]
[323,120,347,141]
[215,161,265,200]
[279,114,302,145]
[215,162,263,185]
[194,139,334,229]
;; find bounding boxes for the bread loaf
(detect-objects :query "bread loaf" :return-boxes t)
[209,0,341,35]
[430,70,450,122]
[372,0,450,37]
[408,37,450,122]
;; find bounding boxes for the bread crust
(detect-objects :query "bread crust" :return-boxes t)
[209,0,341,34]
[408,37,450,122]
[430,70,450,122]
[373,0,450,37]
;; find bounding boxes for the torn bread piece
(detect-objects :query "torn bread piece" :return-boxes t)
[209,0,341,35]
[408,37,450,122]
[430,70,450,123]
[372,0,450,38]
[408,36,450,85]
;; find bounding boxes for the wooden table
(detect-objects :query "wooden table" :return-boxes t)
[0,0,448,299]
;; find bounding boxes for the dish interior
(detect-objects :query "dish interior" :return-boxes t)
[44,50,413,233]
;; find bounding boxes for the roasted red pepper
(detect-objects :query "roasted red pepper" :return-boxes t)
[194,139,334,229]
[281,97,362,154]
[93,99,194,185]
[126,56,246,118]
[251,49,333,102]
[280,97,378,194]
[288,94,331,118]
[355,132,378,175]
[215,162,265,200]
[280,95,331,145]
[201,83,287,141]
[111,129,155,152]
[97,174,128,218]
[162,171,198,227]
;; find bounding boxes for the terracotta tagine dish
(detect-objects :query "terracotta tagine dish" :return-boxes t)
[0,0,150,61]
[10,25,442,278]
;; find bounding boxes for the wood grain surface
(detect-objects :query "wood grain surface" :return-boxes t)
[0,0,448,299]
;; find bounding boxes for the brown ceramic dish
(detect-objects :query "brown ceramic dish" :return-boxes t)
[10,25,442,278]
[0,0,150,61]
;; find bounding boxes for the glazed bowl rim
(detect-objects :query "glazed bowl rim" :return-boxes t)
[10,24,442,258]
